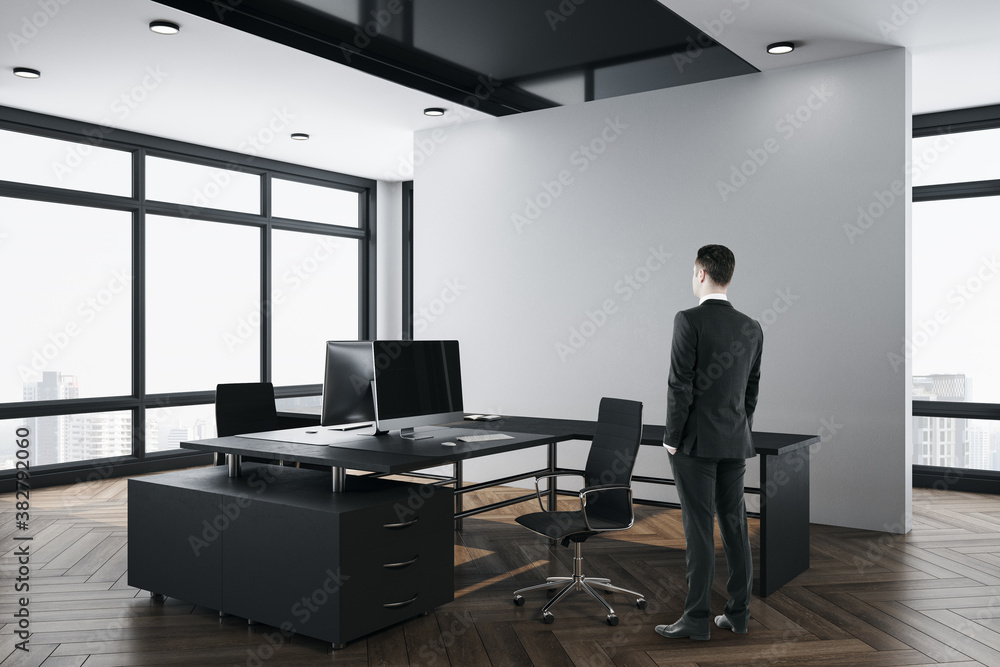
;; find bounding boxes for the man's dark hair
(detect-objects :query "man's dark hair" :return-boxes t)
[696,244,735,287]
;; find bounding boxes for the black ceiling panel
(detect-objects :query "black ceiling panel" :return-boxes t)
[155,0,758,115]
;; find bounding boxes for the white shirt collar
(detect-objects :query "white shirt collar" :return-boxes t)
[699,293,729,305]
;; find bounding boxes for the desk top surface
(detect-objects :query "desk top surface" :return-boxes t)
[182,424,558,473]
[184,414,818,472]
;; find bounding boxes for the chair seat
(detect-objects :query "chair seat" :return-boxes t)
[515,510,626,542]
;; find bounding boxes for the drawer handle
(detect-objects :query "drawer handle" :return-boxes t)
[384,594,418,609]
[383,518,419,529]
[384,556,419,569]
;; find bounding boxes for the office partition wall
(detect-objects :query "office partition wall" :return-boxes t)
[413,49,912,533]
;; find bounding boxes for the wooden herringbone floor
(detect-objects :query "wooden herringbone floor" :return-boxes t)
[2,472,1000,666]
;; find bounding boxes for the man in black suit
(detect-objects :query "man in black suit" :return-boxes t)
[655,244,763,641]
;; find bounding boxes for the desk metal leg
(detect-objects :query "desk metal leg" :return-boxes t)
[227,454,241,478]
[332,466,347,492]
[547,441,558,511]
[454,460,463,532]
[758,450,810,596]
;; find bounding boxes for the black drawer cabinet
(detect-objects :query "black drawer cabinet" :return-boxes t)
[128,464,454,648]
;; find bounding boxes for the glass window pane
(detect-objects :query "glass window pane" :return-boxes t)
[0,197,132,403]
[146,156,260,214]
[0,129,132,197]
[275,395,322,412]
[271,231,360,386]
[272,178,360,226]
[145,215,260,393]
[912,128,1000,187]
[911,417,1000,472]
[1,411,131,470]
[911,196,1000,404]
[146,404,217,453]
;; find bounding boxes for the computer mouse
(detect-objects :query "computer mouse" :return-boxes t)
[441,441,457,446]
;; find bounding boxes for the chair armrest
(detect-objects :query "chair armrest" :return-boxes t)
[532,472,585,512]
[579,483,634,531]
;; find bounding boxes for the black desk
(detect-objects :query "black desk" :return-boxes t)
[183,416,816,596]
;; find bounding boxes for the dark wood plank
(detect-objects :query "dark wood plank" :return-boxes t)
[6,476,1000,665]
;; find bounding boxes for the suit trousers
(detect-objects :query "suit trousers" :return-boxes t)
[668,450,753,631]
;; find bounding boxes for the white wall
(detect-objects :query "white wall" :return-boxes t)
[376,180,404,338]
[412,49,912,533]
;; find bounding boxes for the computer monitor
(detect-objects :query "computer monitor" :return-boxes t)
[371,340,464,438]
[320,341,376,428]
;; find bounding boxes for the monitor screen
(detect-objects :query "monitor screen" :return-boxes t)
[371,340,464,437]
[320,341,376,427]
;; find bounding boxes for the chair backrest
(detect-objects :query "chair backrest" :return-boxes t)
[215,382,279,437]
[583,397,643,525]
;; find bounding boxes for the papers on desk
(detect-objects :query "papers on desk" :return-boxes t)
[464,414,502,421]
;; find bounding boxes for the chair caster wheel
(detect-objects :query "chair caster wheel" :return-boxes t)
[607,614,619,626]
[513,595,525,607]
[542,611,555,624]
[636,598,647,610]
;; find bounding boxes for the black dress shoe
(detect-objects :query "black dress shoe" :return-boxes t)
[654,619,709,641]
[714,614,748,634]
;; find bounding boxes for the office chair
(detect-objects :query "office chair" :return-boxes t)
[513,397,647,625]
[214,382,281,466]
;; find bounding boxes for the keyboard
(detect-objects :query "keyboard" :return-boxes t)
[456,433,515,443]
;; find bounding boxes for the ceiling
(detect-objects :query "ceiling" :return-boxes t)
[1,0,998,182]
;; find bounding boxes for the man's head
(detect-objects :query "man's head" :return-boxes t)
[692,244,735,297]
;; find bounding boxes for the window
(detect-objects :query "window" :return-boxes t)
[912,106,1000,480]
[0,113,373,481]
[0,128,131,196]
[146,156,260,214]
[145,215,261,394]
[0,412,132,469]
[272,178,360,226]
[270,230,360,386]
[0,197,132,403]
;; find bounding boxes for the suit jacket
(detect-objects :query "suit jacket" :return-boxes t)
[664,299,763,459]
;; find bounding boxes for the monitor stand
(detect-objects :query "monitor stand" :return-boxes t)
[399,427,434,440]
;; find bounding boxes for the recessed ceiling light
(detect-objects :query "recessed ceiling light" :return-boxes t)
[766,42,795,55]
[13,67,41,79]
[290,133,310,141]
[424,107,446,117]
[149,20,180,35]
